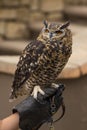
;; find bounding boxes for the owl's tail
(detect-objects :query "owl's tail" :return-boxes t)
[9,91,17,102]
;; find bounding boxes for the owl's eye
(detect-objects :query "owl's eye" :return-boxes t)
[55,30,63,35]
[45,29,49,33]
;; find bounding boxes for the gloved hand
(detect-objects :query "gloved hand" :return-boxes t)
[12,84,65,130]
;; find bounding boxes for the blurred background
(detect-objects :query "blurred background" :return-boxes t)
[0,0,87,130]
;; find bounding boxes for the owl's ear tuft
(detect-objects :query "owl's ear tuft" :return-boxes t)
[60,21,70,30]
[43,20,48,28]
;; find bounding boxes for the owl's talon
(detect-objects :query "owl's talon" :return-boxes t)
[52,83,60,88]
[31,86,45,99]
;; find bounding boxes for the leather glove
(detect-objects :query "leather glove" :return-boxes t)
[12,84,65,130]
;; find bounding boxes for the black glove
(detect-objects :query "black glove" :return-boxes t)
[12,84,65,130]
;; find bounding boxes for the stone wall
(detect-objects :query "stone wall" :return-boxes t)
[64,0,87,23]
[0,0,87,40]
[64,0,87,5]
[0,0,63,40]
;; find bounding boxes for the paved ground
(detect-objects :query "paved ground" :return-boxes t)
[0,23,87,79]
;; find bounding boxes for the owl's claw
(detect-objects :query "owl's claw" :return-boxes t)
[51,83,60,88]
[31,86,45,99]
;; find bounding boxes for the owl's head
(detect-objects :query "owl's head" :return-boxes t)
[38,21,70,41]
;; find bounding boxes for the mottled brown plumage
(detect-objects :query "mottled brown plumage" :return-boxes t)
[9,21,72,101]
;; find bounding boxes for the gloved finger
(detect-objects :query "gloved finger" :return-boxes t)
[37,84,65,101]
[37,87,56,101]
[44,84,65,98]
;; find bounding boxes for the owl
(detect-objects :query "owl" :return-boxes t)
[9,20,72,102]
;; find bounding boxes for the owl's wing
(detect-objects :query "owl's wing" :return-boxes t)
[11,40,45,91]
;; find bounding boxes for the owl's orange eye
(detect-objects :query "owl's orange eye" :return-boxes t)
[55,30,62,35]
[45,29,49,33]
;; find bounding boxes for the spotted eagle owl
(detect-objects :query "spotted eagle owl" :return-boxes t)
[9,21,72,101]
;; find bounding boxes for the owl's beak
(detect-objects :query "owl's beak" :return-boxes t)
[49,33,53,39]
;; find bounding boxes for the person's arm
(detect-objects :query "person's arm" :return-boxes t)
[0,113,19,130]
[0,84,64,130]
